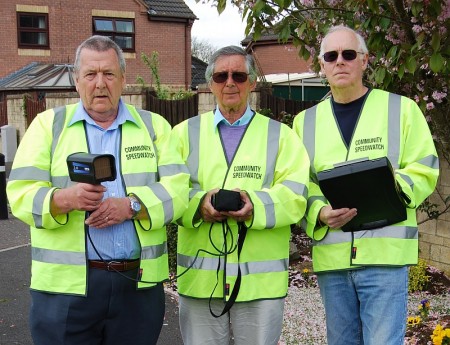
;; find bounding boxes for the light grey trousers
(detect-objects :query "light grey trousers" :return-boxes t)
[179,296,285,345]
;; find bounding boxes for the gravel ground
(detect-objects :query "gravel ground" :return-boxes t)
[279,287,450,345]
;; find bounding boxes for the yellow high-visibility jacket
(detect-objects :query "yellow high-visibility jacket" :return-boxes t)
[7,103,189,294]
[172,111,309,301]
[293,89,439,272]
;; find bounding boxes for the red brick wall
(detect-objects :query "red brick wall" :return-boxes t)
[251,43,312,75]
[0,1,192,88]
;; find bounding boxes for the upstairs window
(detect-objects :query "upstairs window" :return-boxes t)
[17,12,49,48]
[93,17,135,52]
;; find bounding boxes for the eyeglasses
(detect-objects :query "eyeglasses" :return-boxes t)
[212,71,249,84]
[322,50,365,62]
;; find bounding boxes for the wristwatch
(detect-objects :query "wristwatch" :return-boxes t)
[128,196,141,219]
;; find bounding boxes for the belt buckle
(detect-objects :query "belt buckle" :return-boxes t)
[107,260,121,271]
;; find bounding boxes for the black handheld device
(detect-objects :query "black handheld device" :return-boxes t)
[211,189,244,211]
[67,153,116,184]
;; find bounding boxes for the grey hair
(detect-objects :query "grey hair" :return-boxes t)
[73,35,126,75]
[319,25,368,61]
[205,45,258,83]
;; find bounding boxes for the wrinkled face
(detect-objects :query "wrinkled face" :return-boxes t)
[209,55,256,114]
[74,48,125,119]
[320,30,368,90]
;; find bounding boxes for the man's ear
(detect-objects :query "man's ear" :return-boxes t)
[361,53,369,71]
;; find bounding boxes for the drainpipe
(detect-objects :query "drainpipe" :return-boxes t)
[185,21,193,90]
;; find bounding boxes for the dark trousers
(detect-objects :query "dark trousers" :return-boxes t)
[30,267,165,345]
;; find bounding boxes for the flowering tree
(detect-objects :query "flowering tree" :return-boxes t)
[197,0,450,217]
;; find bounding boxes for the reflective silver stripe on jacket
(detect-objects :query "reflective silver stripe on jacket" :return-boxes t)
[281,180,308,199]
[177,253,288,276]
[32,187,52,228]
[32,242,167,265]
[149,183,174,224]
[263,120,280,188]
[189,188,202,200]
[32,247,86,265]
[159,164,189,177]
[421,155,439,169]
[187,116,201,191]
[52,106,67,157]
[141,242,168,260]
[303,105,318,172]
[313,225,418,246]
[387,93,401,169]
[254,190,276,229]
[137,109,157,158]
[9,166,51,182]
[123,172,157,187]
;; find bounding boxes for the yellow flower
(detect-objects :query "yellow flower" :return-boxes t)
[407,316,421,326]
[431,324,450,345]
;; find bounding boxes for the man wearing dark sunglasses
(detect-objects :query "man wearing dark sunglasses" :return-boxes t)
[293,25,438,345]
[172,45,310,345]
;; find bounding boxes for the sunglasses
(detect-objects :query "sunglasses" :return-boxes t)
[212,71,249,84]
[322,49,365,62]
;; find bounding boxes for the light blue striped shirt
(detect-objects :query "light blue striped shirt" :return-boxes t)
[69,99,140,260]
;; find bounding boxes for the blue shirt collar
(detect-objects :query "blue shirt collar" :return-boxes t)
[69,99,137,129]
[213,104,254,130]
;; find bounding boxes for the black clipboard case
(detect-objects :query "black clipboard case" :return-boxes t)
[317,157,407,232]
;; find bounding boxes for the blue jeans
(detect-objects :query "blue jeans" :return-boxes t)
[317,266,408,345]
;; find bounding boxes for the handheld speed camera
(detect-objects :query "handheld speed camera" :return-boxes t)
[67,153,116,184]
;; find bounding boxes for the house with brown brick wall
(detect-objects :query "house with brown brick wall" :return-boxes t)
[0,0,197,89]
[241,33,312,76]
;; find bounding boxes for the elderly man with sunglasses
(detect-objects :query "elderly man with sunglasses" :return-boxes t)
[172,45,310,345]
[292,25,439,345]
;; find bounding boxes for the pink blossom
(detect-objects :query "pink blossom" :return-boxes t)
[299,0,314,6]
[412,25,422,33]
[426,102,435,110]
[432,91,447,103]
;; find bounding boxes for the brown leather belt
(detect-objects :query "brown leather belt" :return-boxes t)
[88,259,140,272]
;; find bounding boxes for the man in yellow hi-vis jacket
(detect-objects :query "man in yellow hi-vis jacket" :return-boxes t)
[293,25,439,345]
[6,36,189,345]
[172,46,310,345]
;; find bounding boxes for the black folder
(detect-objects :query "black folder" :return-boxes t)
[317,157,407,232]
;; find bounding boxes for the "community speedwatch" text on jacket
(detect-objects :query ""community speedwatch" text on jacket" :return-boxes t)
[292,89,439,273]
[7,102,189,295]
[172,111,310,302]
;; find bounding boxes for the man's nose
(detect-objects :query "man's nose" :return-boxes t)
[226,73,235,85]
[96,74,106,87]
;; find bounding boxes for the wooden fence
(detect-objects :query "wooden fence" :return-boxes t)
[25,98,46,127]
[16,90,318,130]
[259,89,319,119]
[0,101,7,127]
[146,91,198,127]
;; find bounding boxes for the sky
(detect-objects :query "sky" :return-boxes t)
[184,0,248,48]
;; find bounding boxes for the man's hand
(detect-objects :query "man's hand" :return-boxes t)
[319,205,357,229]
[85,197,131,228]
[200,189,227,223]
[51,183,106,215]
[200,188,253,223]
[221,189,253,223]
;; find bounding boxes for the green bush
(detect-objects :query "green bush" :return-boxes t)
[408,258,430,292]
[166,223,178,274]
